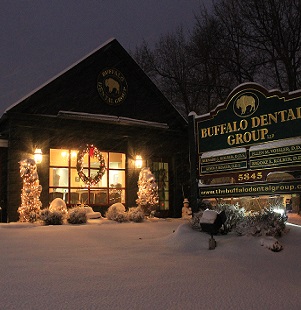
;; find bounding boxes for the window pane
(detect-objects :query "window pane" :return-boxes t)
[109,152,126,169]
[50,149,69,166]
[90,155,99,167]
[94,189,108,204]
[49,191,64,202]
[71,168,85,187]
[109,188,124,204]
[109,170,125,187]
[119,189,125,203]
[49,167,69,187]
[65,190,80,205]
[98,173,108,187]
[70,150,78,167]
[90,168,107,187]
[82,153,89,167]
[77,189,94,204]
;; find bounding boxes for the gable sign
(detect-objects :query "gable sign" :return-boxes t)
[97,68,128,105]
[196,84,301,153]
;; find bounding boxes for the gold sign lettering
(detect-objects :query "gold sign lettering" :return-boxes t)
[199,106,301,146]
[227,128,268,146]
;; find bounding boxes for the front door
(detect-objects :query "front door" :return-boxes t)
[151,160,170,216]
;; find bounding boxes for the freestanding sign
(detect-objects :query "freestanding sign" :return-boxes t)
[197,84,301,152]
[188,83,301,210]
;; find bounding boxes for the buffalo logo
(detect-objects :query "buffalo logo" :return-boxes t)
[233,94,259,117]
[97,68,128,105]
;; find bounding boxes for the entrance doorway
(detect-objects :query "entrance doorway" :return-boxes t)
[151,160,169,216]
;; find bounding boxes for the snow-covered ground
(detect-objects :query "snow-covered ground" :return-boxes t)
[1,214,301,310]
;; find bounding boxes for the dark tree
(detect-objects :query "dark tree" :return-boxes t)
[133,0,301,115]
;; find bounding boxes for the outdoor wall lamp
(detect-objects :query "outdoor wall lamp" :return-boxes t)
[135,155,143,169]
[34,148,43,164]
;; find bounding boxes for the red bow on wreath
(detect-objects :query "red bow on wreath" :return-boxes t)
[89,146,95,157]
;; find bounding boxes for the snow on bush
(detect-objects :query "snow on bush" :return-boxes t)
[106,204,145,223]
[67,206,87,224]
[190,204,287,241]
[49,198,68,219]
[106,203,128,222]
[235,208,287,238]
[127,207,145,222]
[115,213,129,223]
[190,203,244,234]
[40,209,64,225]
[190,210,204,231]
[215,203,245,233]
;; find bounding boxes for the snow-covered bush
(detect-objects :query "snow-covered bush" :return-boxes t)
[235,208,287,237]
[40,209,64,225]
[190,203,243,234]
[215,203,245,233]
[128,207,145,222]
[238,197,261,212]
[49,198,68,219]
[67,206,87,224]
[115,212,129,223]
[189,210,204,231]
[106,203,128,222]
[190,203,286,238]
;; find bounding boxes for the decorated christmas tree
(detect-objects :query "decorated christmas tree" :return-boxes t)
[18,158,42,222]
[136,167,159,216]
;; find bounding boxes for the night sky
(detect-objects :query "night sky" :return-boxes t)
[0,0,211,116]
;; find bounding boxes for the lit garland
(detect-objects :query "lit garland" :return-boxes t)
[76,144,106,186]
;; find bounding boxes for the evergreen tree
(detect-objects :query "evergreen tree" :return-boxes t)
[18,159,42,222]
[136,167,159,216]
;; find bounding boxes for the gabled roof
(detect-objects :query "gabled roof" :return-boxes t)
[3,38,187,130]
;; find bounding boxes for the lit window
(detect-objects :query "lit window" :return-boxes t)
[49,149,126,206]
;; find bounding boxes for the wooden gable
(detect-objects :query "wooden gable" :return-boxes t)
[4,38,186,130]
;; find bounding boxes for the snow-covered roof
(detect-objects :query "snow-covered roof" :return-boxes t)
[57,111,169,129]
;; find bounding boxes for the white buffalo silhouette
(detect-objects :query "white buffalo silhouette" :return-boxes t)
[236,95,256,115]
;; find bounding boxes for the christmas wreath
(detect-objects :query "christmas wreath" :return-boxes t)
[76,144,106,186]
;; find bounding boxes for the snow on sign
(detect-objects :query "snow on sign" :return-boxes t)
[196,83,301,153]
[188,83,301,198]
[192,83,301,174]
